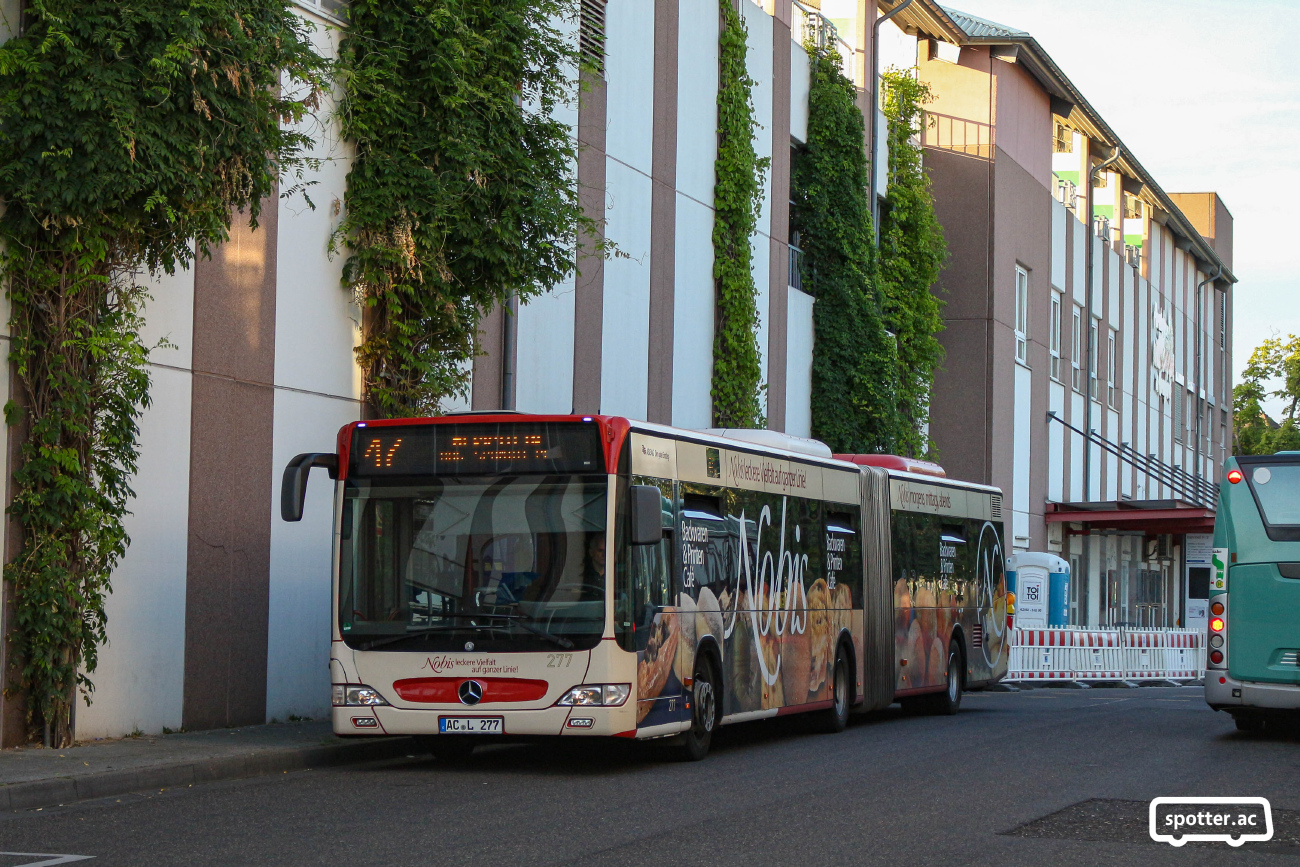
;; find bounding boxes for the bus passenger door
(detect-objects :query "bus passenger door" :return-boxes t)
[629,478,685,728]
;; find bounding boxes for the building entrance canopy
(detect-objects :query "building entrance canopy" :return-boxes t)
[1046,500,1215,535]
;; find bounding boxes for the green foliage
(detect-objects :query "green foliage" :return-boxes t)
[710,0,768,429]
[793,46,896,453]
[337,0,593,417]
[1234,335,1300,455]
[0,0,326,745]
[878,67,946,458]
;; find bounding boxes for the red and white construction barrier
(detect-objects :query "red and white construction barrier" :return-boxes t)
[1007,626,1205,683]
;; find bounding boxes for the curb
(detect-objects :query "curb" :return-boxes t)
[0,736,418,812]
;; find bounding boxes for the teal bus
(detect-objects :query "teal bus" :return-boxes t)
[1205,452,1300,730]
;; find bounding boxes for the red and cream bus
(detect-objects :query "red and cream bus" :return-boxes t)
[282,414,1008,760]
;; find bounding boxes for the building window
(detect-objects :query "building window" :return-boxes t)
[1053,122,1072,154]
[1089,317,1099,400]
[294,0,348,20]
[1107,329,1118,408]
[1218,290,1227,349]
[1071,306,1083,392]
[1173,389,1183,443]
[579,0,607,75]
[1049,291,1062,381]
[1186,391,1195,443]
[1015,266,1029,364]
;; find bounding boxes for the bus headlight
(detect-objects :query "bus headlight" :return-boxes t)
[556,684,631,707]
[332,684,391,707]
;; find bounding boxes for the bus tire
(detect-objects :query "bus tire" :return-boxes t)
[668,655,719,761]
[419,735,476,763]
[928,638,964,716]
[1233,712,1266,733]
[814,644,851,733]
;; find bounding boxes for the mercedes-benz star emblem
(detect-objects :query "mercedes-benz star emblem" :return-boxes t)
[464,641,475,651]
[458,680,484,706]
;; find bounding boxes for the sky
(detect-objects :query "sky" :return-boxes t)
[942,0,1299,416]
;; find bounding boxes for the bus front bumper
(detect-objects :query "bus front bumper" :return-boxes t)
[334,703,638,738]
[1206,672,1300,711]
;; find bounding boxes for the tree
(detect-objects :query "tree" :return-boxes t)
[878,67,946,458]
[336,0,594,418]
[0,0,326,746]
[1234,335,1300,455]
[793,46,897,454]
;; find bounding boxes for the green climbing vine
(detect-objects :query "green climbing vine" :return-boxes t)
[337,0,595,417]
[793,45,896,453]
[878,67,946,458]
[710,0,769,429]
[0,0,326,745]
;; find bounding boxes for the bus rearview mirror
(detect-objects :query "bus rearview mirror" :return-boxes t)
[281,453,339,522]
[629,485,664,545]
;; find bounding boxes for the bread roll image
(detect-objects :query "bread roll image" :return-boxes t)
[901,619,924,688]
[781,626,811,700]
[893,576,912,615]
[673,593,698,686]
[696,585,724,645]
[806,578,832,698]
[635,607,680,724]
[926,636,947,687]
[832,583,853,634]
[728,590,762,711]
[759,624,785,710]
[914,583,937,642]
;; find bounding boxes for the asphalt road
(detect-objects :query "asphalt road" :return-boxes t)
[5,686,1300,866]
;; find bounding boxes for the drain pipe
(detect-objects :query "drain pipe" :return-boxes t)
[868,0,915,237]
[1194,263,1222,503]
[1081,144,1120,629]
[500,293,517,411]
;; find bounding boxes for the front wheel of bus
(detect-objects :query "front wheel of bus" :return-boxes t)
[672,657,718,762]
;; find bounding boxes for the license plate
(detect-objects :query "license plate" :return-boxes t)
[439,716,504,734]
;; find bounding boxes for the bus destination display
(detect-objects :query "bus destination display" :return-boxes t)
[350,422,605,477]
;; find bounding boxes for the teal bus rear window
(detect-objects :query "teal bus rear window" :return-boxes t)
[350,422,604,478]
[1239,456,1300,541]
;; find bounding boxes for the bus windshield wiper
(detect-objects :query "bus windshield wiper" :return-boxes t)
[358,613,573,650]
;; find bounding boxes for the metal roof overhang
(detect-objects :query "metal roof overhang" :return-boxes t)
[1046,501,1215,535]
[876,0,1236,288]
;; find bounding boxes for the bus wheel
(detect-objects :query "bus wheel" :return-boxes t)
[1233,713,1266,733]
[670,656,718,761]
[929,638,964,716]
[815,645,851,733]
[419,735,476,763]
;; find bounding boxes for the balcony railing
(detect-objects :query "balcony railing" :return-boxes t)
[789,244,805,293]
[922,111,993,159]
[1048,411,1218,507]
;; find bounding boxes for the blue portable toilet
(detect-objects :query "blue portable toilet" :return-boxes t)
[1006,552,1071,627]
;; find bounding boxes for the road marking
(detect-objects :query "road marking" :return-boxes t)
[0,854,94,866]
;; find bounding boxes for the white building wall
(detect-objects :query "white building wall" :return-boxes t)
[672,196,716,428]
[785,289,815,438]
[266,18,360,722]
[743,2,773,392]
[77,263,195,738]
[790,41,811,144]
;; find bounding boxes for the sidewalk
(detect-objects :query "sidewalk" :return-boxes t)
[0,721,417,812]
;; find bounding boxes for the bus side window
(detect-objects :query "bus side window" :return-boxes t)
[825,511,861,606]
[680,491,726,602]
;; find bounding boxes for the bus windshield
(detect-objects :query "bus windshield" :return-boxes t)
[339,475,609,652]
[1245,462,1300,527]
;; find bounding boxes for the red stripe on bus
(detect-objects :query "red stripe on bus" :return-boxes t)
[776,700,834,716]
[392,677,549,703]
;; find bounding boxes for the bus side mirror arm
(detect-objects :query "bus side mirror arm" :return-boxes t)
[281,453,339,522]
[629,485,664,546]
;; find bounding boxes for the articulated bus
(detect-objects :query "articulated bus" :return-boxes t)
[1206,452,1300,730]
[282,414,1008,760]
